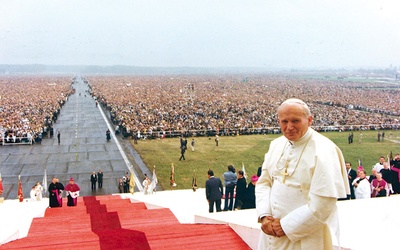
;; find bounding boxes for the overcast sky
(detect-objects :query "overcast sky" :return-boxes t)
[0,0,399,69]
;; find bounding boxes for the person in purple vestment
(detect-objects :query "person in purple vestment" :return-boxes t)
[65,177,80,206]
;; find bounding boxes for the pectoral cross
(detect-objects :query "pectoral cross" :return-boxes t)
[280,160,289,183]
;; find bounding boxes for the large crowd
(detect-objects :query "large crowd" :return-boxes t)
[0,75,74,143]
[87,75,400,138]
[1,74,399,143]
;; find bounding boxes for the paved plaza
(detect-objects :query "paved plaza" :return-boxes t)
[0,77,148,200]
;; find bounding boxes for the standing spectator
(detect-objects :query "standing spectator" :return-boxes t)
[256,98,349,249]
[390,154,400,194]
[243,175,258,209]
[118,178,124,193]
[223,165,237,211]
[342,162,357,200]
[142,175,151,195]
[191,139,195,152]
[380,162,393,194]
[382,132,385,141]
[371,172,389,197]
[38,133,42,144]
[377,131,381,142]
[215,135,219,146]
[90,172,97,191]
[65,178,80,206]
[205,169,223,213]
[124,172,130,193]
[372,156,385,173]
[97,170,103,188]
[353,169,371,199]
[348,132,353,144]
[57,130,61,145]
[36,182,43,201]
[234,170,247,210]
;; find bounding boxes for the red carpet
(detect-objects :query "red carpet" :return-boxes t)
[0,195,250,250]
[83,196,151,250]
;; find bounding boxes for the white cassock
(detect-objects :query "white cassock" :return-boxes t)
[352,178,371,199]
[256,128,349,250]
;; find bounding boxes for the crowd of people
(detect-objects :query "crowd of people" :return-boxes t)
[86,75,400,139]
[1,75,399,144]
[345,154,400,199]
[0,76,74,144]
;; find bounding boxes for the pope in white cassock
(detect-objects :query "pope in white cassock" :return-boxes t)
[256,98,349,250]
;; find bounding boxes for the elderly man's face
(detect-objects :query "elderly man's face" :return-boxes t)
[278,103,312,141]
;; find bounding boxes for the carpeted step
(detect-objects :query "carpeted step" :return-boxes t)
[0,195,250,250]
[0,231,100,249]
[146,224,251,250]
[95,228,150,250]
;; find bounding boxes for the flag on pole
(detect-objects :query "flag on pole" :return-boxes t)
[170,163,177,188]
[358,159,363,171]
[192,170,197,192]
[151,166,158,194]
[129,170,135,194]
[18,175,24,202]
[242,162,248,179]
[0,173,3,196]
[42,168,48,197]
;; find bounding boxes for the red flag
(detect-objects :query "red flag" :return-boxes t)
[18,175,23,202]
[0,173,3,196]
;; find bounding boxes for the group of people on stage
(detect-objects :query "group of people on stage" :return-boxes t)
[48,177,81,207]
[344,155,400,199]
[28,170,105,207]
[205,164,258,213]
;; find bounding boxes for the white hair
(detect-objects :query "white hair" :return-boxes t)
[278,98,311,117]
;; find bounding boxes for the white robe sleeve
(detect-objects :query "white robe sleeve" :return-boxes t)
[256,149,276,219]
[281,193,336,242]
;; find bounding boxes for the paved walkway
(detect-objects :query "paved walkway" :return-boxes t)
[0,77,147,200]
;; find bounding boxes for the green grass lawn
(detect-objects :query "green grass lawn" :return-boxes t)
[132,130,400,190]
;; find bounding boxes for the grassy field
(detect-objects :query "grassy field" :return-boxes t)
[132,130,400,190]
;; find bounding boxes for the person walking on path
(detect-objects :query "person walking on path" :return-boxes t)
[179,145,186,161]
[57,130,61,145]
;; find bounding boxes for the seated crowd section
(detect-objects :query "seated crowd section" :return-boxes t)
[0,75,75,145]
[1,74,399,144]
[86,74,400,139]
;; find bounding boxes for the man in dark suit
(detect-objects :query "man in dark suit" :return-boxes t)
[339,162,357,200]
[97,170,103,188]
[205,169,223,213]
[90,172,97,191]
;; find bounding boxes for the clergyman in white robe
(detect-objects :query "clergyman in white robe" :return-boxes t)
[353,177,371,199]
[256,128,349,250]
